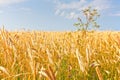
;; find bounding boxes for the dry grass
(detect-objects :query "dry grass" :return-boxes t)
[0,28,120,80]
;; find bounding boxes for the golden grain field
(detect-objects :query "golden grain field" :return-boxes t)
[0,29,120,80]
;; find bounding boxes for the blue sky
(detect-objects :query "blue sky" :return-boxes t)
[0,0,120,31]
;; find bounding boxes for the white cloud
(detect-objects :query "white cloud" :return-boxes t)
[20,7,31,12]
[60,11,65,16]
[0,0,27,6]
[56,0,86,10]
[54,0,111,19]
[115,13,120,16]
[66,12,80,19]
[89,0,110,10]
[0,10,3,14]
[110,13,120,16]
[55,9,60,15]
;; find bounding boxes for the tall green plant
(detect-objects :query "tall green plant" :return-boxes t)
[74,7,100,31]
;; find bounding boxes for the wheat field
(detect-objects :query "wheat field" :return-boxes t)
[0,29,120,80]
